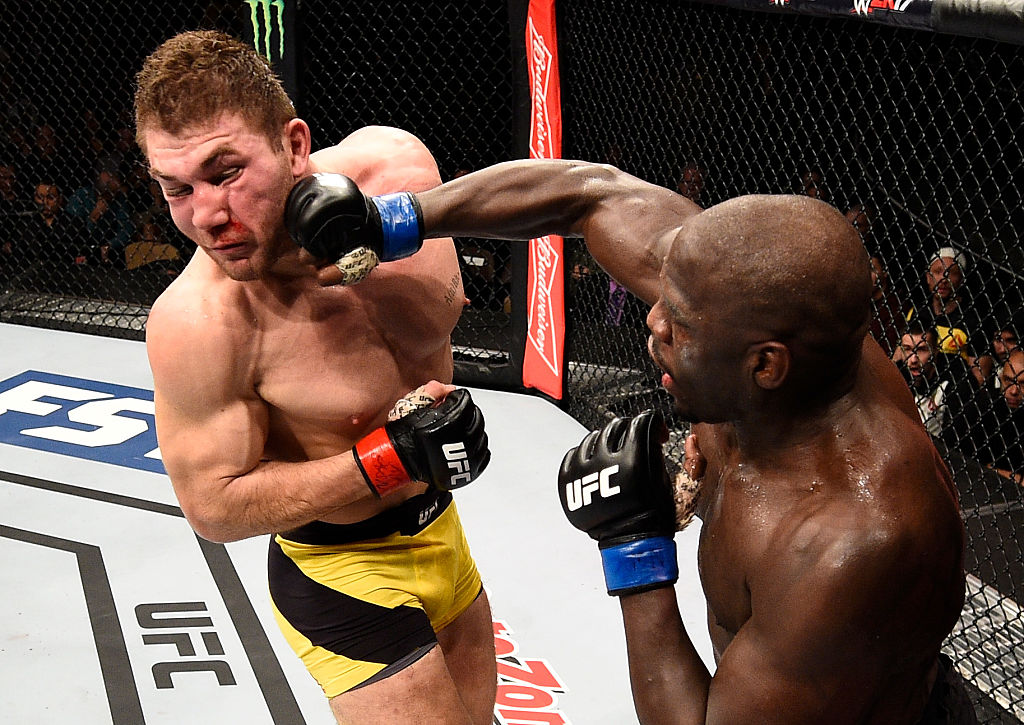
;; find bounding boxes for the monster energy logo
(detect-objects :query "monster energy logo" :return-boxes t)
[246,0,285,62]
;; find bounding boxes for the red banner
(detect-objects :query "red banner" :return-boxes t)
[523,0,565,399]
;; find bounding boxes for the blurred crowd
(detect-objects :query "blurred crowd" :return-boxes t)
[0,105,192,290]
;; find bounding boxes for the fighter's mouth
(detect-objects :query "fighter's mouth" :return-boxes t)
[211,240,246,250]
[211,220,250,250]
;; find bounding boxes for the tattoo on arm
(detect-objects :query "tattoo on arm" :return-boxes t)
[444,273,460,306]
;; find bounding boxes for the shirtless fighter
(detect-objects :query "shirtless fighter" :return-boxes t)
[134,31,495,724]
[291,160,975,723]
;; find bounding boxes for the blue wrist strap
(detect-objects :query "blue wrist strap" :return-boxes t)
[600,536,679,596]
[371,192,423,261]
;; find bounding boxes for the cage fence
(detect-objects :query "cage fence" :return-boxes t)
[0,0,1021,721]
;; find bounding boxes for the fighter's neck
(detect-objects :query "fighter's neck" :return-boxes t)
[728,388,861,464]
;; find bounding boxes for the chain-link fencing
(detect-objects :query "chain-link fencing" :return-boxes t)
[0,0,518,356]
[558,1,1023,720]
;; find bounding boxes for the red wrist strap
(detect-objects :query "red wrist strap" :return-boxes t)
[353,427,411,497]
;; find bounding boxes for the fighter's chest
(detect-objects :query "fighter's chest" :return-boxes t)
[251,301,412,437]
[696,470,781,637]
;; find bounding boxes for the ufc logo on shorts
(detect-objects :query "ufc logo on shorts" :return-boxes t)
[443,441,472,487]
[564,465,620,511]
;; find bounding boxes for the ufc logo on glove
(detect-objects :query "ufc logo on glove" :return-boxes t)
[443,441,472,488]
[564,465,621,510]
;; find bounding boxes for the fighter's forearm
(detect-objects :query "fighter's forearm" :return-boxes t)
[419,159,616,243]
[174,454,370,543]
[417,159,671,304]
[298,158,680,301]
[620,588,711,725]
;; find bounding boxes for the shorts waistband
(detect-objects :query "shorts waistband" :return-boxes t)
[279,489,452,545]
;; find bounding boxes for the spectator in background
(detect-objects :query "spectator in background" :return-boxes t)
[0,159,34,281]
[798,165,830,203]
[675,161,705,204]
[988,324,1019,391]
[567,241,603,325]
[894,320,983,454]
[845,200,904,355]
[449,167,509,311]
[976,348,1024,488]
[25,121,87,191]
[457,240,509,312]
[76,109,106,164]
[845,203,876,247]
[868,255,905,356]
[131,176,173,231]
[1,122,33,166]
[66,166,135,265]
[18,179,91,269]
[124,218,187,279]
[905,246,991,387]
[0,159,31,210]
[607,277,629,326]
[100,120,144,183]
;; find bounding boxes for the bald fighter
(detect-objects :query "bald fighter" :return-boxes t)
[135,31,494,724]
[291,160,975,723]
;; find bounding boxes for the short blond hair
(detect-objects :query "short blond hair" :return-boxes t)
[134,30,296,153]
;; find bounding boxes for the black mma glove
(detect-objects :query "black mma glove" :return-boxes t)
[285,173,423,263]
[559,410,678,596]
[353,389,489,497]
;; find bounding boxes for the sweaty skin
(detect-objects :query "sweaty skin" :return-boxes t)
[143,117,494,725]
[409,160,966,724]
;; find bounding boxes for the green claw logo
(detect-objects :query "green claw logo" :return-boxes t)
[246,0,285,62]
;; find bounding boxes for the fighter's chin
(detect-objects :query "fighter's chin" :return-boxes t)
[661,384,694,422]
[216,256,263,282]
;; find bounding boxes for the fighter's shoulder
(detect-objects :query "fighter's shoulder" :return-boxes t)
[310,125,440,193]
[337,125,430,155]
[829,415,960,562]
[589,162,701,232]
[147,268,252,362]
[773,459,937,587]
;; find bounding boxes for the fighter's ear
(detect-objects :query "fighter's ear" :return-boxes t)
[749,341,790,390]
[283,118,311,175]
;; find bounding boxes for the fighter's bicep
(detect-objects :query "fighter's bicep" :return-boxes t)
[147,318,268,500]
[154,387,267,485]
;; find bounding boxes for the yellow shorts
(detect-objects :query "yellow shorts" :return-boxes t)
[268,490,482,698]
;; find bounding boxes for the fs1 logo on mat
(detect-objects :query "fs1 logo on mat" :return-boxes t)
[0,370,164,474]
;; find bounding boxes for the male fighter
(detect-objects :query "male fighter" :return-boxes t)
[134,31,495,724]
[290,160,975,723]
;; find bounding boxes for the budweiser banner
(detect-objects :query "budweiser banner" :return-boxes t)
[523,0,566,399]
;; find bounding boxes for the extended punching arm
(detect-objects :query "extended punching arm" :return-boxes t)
[285,161,694,302]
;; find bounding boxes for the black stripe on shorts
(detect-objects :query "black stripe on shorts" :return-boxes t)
[268,537,436,664]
